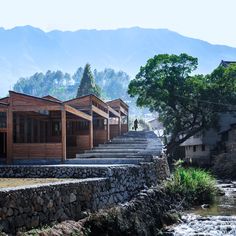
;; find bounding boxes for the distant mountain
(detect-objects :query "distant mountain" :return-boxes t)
[1,26,236,95]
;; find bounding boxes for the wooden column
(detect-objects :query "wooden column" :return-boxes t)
[7,107,13,164]
[127,114,129,132]
[16,114,20,143]
[107,118,110,141]
[24,116,27,143]
[61,109,66,162]
[37,120,40,143]
[118,116,122,135]
[3,132,6,156]
[31,118,34,143]
[89,113,93,149]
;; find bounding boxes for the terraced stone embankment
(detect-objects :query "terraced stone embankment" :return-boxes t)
[0,131,170,234]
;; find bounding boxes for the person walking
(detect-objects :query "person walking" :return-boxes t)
[134,119,138,131]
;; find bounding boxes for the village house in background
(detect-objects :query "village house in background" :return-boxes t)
[181,60,236,165]
[181,112,236,165]
[0,91,128,164]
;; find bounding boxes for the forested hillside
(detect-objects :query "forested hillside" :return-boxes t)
[13,67,144,114]
[14,67,130,101]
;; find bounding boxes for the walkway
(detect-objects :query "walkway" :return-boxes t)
[67,131,163,165]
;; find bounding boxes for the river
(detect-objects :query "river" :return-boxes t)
[164,181,236,236]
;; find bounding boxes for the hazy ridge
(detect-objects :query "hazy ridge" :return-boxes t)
[1,26,236,95]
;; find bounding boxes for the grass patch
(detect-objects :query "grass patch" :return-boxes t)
[166,167,217,204]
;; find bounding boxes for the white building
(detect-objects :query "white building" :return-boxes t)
[181,112,236,165]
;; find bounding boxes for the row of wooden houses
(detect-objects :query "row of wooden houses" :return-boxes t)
[0,91,129,164]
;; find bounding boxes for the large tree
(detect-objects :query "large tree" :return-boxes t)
[76,64,101,98]
[128,53,236,154]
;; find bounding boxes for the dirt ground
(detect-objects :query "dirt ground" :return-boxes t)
[0,178,74,188]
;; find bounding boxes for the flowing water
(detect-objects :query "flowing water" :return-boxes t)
[164,181,236,236]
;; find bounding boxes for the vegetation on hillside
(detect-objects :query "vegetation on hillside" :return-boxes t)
[128,53,236,154]
[166,166,216,204]
[13,66,130,101]
[13,66,150,116]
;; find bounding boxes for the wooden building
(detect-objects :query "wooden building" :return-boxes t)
[0,92,129,163]
[107,99,129,136]
[64,95,121,148]
[0,91,92,163]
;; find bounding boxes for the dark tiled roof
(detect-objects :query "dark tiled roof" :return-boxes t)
[220,60,236,67]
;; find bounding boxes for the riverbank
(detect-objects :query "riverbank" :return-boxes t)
[20,167,217,236]
[212,154,236,180]
[21,186,183,236]
[164,180,236,235]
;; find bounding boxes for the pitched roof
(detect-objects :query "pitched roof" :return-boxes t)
[42,95,62,103]
[9,91,63,105]
[220,60,236,67]
[0,97,9,104]
[107,98,129,109]
[65,94,108,107]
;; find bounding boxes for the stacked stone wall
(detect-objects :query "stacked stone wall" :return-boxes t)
[0,157,170,234]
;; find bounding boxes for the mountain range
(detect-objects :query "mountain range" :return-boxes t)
[1,26,236,95]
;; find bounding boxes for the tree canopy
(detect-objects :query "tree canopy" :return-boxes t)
[76,64,101,98]
[128,53,236,154]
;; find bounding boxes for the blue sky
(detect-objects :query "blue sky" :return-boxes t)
[0,0,235,47]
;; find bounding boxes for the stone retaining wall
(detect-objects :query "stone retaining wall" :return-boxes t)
[0,178,118,234]
[0,157,169,181]
[0,157,170,234]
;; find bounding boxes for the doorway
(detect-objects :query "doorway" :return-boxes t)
[0,132,7,158]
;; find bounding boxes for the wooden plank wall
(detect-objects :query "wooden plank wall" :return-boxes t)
[65,96,91,110]
[11,92,61,109]
[121,124,128,135]
[12,143,62,159]
[67,135,90,157]
[110,124,120,140]
[93,129,107,146]
[0,97,9,103]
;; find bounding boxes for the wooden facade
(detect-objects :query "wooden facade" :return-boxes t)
[0,92,129,163]
[107,99,129,136]
[65,95,117,147]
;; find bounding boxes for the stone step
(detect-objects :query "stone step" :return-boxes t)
[85,149,144,153]
[109,140,148,144]
[66,158,147,165]
[112,137,148,141]
[98,144,148,149]
[76,152,141,158]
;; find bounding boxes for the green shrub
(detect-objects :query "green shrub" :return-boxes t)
[166,167,216,204]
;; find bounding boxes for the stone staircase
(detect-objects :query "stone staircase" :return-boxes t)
[66,131,163,165]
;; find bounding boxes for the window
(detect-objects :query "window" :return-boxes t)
[222,132,229,142]
[193,146,196,152]
[52,121,61,136]
[202,145,205,151]
[0,112,6,128]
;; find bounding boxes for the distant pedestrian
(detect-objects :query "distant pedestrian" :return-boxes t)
[134,119,138,131]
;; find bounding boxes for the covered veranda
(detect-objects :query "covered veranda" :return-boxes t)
[5,91,92,163]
